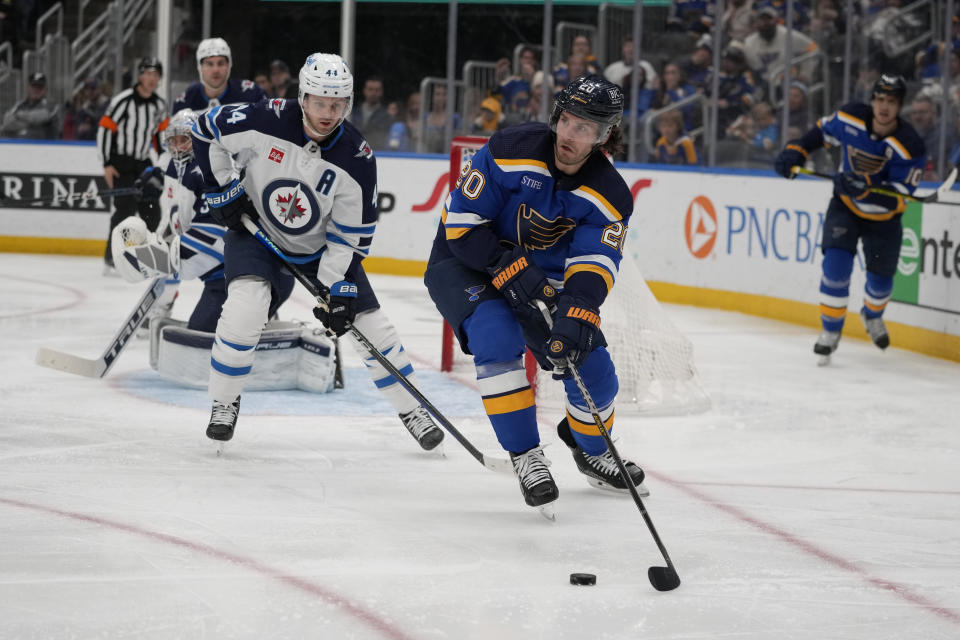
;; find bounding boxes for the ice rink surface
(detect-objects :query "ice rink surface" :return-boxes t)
[1,253,959,639]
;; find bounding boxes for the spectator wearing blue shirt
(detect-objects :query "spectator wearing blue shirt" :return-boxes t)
[655,110,699,165]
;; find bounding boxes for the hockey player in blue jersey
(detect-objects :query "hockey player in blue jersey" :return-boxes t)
[171,38,266,116]
[774,74,925,363]
[191,52,444,450]
[424,74,648,514]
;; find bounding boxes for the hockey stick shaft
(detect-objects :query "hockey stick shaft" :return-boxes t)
[791,166,958,203]
[35,277,165,378]
[240,215,512,474]
[0,187,141,206]
[535,300,680,590]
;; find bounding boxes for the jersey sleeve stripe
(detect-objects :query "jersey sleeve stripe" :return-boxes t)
[493,158,552,176]
[331,220,376,235]
[885,137,911,159]
[190,223,227,237]
[444,209,489,227]
[325,232,369,255]
[564,263,614,291]
[180,235,225,261]
[98,115,118,132]
[573,185,624,222]
[206,106,223,141]
[837,111,866,130]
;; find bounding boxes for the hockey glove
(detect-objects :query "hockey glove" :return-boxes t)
[486,246,557,312]
[546,296,601,374]
[134,166,164,201]
[773,145,806,179]
[313,280,358,337]
[203,177,257,230]
[833,172,870,199]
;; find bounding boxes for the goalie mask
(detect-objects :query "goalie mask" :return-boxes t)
[162,109,197,163]
[549,74,624,144]
[298,52,353,138]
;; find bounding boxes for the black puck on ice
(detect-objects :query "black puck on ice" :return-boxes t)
[569,572,597,586]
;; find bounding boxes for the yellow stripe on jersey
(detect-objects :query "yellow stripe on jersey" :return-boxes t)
[575,185,624,222]
[786,143,808,159]
[564,263,613,292]
[839,195,906,221]
[837,111,866,130]
[819,304,847,319]
[482,388,535,415]
[886,137,911,159]
[566,409,615,437]
[494,158,550,173]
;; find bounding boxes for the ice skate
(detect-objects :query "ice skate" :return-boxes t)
[557,418,649,496]
[399,406,445,451]
[813,330,841,366]
[510,446,559,521]
[860,308,889,350]
[207,395,240,455]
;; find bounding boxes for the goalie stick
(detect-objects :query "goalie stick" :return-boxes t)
[791,165,958,203]
[240,215,513,474]
[535,300,681,592]
[35,277,166,378]
[0,187,141,207]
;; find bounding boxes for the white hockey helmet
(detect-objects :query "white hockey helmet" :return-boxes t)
[163,109,198,162]
[298,53,354,129]
[196,37,232,67]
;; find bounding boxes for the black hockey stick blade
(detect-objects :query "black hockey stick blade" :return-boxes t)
[648,566,681,592]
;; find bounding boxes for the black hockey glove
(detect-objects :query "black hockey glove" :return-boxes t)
[546,296,601,374]
[833,172,870,199]
[486,246,557,312]
[313,280,357,337]
[203,177,257,231]
[773,145,806,179]
[134,166,164,201]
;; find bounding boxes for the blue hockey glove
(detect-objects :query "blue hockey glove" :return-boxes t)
[486,246,557,312]
[834,172,870,199]
[546,296,601,374]
[203,177,256,230]
[773,145,805,179]
[134,166,164,201]
[313,280,357,337]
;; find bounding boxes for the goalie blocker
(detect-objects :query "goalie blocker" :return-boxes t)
[149,318,339,392]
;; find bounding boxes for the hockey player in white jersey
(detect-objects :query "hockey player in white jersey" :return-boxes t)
[191,52,445,450]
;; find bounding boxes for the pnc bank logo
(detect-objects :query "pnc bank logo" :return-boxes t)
[684,195,717,259]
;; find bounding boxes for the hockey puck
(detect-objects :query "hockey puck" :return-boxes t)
[569,572,597,586]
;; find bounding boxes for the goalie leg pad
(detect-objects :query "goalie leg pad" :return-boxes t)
[559,346,618,456]
[348,308,419,414]
[209,276,270,402]
[463,299,539,453]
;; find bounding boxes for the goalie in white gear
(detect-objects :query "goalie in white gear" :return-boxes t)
[191,52,445,450]
[171,37,266,115]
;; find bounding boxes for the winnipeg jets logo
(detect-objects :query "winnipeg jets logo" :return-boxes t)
[271,98,285,118]
[355,140,373,160]
[261,179,321,235]
[242,79,255,91]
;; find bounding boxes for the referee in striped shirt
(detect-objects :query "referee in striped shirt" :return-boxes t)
[97,57,169,270]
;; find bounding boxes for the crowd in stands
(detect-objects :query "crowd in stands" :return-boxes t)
[5,0,960,173]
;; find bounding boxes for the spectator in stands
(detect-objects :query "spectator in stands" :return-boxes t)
[782,82,809,131]
[494,57,512,85]
[723,0,756,42]
[253,70,272,96]
[553,53,589,91]
[503,70,553,128]
[496,46,538,113]
[470,96,504,136]
[621,63,658,122]
[269,59,297,99]
[853,63,881,103]
[422,83,461,153]
[387,91,421,152]
[907,95,942,175]
[743,7,818,88]
[603,38,660,90]
[682,34,714,91]
[350,76,392,150]
[655,110,699,165]
[666,0,715,35]
[727,101,778,155]
[569,35,600,74]
[714,43,757,131]
[660,61,698,131]
[62,76,108,141]
[754,0,810,31]
[1,72,59,139]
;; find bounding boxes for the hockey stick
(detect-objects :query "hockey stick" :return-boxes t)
[0,187,141,206]
[535,300,681,592]
[35,277,166,378]
[240,215,513,474]
[791,166,958,203]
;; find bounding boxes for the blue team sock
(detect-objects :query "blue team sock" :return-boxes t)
[819,248,854,332]
[863,272,893,319]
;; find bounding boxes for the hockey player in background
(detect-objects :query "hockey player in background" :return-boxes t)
[774,74,925,363]
[112,109,293,331]
[172,37,266,116]
[424,74,648,516]
[191,52,444,450]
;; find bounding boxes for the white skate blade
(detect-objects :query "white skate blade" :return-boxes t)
[586,477,651,498]
[537,502,557,522]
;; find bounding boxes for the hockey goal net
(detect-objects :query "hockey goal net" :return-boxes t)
[441,136,710,415]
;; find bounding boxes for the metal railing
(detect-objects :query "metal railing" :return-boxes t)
[418,76,468,154]
[555,21,598,65]
[35,3,64,50]
[765,48,831,134]
[641,93,711,160]
[0,41,22,119]
[462,60,500,122]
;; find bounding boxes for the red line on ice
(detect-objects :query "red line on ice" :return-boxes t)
[0,273,86,318]
[0,496,418,640]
